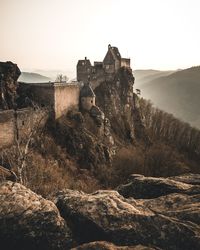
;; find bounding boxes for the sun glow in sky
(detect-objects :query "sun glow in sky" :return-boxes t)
[1,0,200,76]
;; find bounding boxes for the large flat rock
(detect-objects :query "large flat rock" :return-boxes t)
[72,241,157,250]
[56,189,200,250]
[117,174,200,199]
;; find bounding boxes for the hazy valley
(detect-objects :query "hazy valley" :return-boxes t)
[134,66,200,128]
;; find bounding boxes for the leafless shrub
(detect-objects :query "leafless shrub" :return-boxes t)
[101,147,145,186]
[139,98,200,165]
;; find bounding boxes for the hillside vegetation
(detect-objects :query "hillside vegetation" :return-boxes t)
[1,67,200,197]
[135,66,200,128]
[2,96,200,197]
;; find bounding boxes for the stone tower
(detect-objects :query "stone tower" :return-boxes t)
[80,82,96,111]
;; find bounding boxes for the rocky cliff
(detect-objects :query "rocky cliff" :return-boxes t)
[54,109,113,170]
[1,173,200,250]
[0,61,21,109]
[54,67,148,172]
[95,67,149,144]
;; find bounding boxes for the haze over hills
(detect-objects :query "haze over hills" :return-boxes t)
[19,69,74,83]
[32,69,74,80]
[135,66,200,128]
[19,72,51,83]
[133,69,177,88]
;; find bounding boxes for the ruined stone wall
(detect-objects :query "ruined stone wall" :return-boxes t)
[103,50,116,74]
[77,65,92,83]
[0,108,43,149]
[0,108,47,149]
[90,67,105,89]
[115,60,121,72]
[54,84,80,119]
[16,108,45,142]
[19,83,80,119]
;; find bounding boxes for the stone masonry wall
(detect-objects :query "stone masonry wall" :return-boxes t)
[0,108,45,149]
[16,108,46,142]
[19,83,80,119]
[54,84,80,119]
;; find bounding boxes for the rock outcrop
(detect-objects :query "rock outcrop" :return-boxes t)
[0,61,21,109]
[55,110,113,169]
[72,241,156,250]
[56,188,200,250]
[95,67,149,144]
[168,173,200,185]
[50,68,148,172]
[117,174,200,199]
[0,181,72,250]
[1,174,200,250]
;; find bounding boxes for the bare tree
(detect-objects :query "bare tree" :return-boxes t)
[138,97,200,162]
[136,89,141,95]
[56,74,68,83]
[1,107,48,184]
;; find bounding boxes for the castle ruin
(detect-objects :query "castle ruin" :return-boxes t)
[0,44,132,149]
[77,44,131,89]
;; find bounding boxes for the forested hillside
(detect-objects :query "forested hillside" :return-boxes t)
[135,66,200,128]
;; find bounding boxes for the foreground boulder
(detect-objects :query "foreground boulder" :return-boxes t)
[168,173,200,185]
[117,174,200,199]
[142,192,200,225]
[0,181,72,250]
[56,189,200,250]
[72,241,156,250]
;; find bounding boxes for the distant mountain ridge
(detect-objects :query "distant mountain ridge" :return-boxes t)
[19,72,51,83]
[134,69,176,87]
[135,66,200,128]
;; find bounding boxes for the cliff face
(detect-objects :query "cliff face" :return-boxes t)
[54,109,113,170]
[95,67,149,144]
[54,68,148,171]
[0,61,21,109]
[52,68,144,171]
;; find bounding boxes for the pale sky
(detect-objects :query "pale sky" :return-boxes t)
[1,0,200,77]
